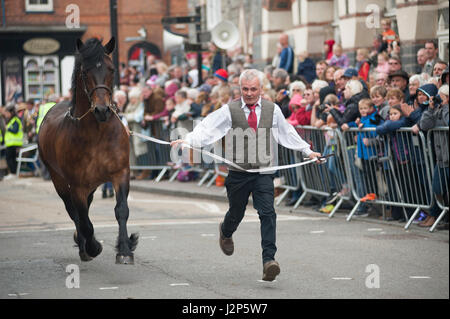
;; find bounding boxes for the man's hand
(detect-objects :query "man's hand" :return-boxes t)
[411,123,420,135]
[309,151,322,163]
[341,123,350,131]
[170,139,187,150]
[401,103,414,117]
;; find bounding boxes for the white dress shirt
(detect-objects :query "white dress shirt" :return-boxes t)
[185,97,313,157]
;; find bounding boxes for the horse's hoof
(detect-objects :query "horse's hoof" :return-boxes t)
[116,254,134,265]
[79,251,93,262]
[73,231,78,246]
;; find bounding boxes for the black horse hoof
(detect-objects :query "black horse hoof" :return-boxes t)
[73,231,78,246]
[116,254,134,265]
[79,251,93,262]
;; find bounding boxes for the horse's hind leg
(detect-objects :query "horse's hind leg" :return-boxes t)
[113,171,138,264]
[70,187,103,261]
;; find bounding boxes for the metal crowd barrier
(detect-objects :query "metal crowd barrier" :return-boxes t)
[291,126,351,218]
[130,120,172,182]
[274,145,302,206]
[426,127,449,232]
[340,127,433,223]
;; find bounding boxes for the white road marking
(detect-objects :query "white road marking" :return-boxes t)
[332,277,353,280]
[367,228,383,232]
[257,280,277,283]
[310,230,325,234]
[99,287,119,290]
[0,215,324,234]
[409,276,431,279]
[141,236,157,240]
[8,293,30,297]
[170,283,190,286]
[201,233,215,237]
[127,198,221,214]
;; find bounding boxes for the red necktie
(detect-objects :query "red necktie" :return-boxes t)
[247,104,257,132]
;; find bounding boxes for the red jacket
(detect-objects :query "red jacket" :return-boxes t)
[358,61,370,82]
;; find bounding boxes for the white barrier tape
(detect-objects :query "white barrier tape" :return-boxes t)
[131,131,327,173]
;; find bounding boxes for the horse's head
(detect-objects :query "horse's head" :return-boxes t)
[76,37,116,122]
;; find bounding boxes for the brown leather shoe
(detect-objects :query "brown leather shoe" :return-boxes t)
[262,260,280,282]
[219,222,234,256]
[136,170,150,180]
[418,216,436,227]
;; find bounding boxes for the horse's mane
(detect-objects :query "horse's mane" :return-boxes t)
[71,38,106,106]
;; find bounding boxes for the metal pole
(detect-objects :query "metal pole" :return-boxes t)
[1,0,5,28]
[195,6,203,86]
[110,0,120,88]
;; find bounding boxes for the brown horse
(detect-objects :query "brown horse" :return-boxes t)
[38,37,138,264]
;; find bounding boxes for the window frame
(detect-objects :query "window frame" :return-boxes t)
[25,0,54,13]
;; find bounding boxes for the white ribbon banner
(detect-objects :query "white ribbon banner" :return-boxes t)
[131,131,329,173]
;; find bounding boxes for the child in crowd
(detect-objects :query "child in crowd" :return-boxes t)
[328,44,349,69]
[376,104,415,221]
[356,48,370,82]
[375,52,390,76]
[370,85,389,120]
[346,99,382,205]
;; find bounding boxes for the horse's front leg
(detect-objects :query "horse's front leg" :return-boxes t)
[71,187,103,261]
[113,171,139,264]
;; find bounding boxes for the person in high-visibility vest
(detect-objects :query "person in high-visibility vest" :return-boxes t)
[1,104,23,177]
[36,101,56,134]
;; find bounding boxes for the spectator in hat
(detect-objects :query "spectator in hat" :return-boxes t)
[343,68,368,91]
[389,70,410,104]
[214,68,229,86]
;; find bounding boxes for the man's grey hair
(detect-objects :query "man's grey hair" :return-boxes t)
[272,68,288,81]
[239,69,265,87]
[409,74,425,86]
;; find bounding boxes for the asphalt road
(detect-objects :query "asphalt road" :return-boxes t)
[0,177,448,300]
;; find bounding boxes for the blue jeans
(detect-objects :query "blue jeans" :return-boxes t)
[347,147,368,212]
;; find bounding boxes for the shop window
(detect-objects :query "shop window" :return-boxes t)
[25,0,53,13]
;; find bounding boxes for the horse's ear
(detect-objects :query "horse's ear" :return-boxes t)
[104,37,116,55]
[76,38,84,52]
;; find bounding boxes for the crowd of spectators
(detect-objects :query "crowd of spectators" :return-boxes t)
[1,18,448,228]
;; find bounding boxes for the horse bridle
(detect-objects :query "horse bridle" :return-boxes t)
[68,61,116,122]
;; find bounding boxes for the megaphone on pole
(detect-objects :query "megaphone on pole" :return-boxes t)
[163,29,185,52]
[210,20,239,50]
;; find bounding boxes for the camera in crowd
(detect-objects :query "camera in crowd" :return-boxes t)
[317,103,330,113]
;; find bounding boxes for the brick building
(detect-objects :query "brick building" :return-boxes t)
[0,0,188,105]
